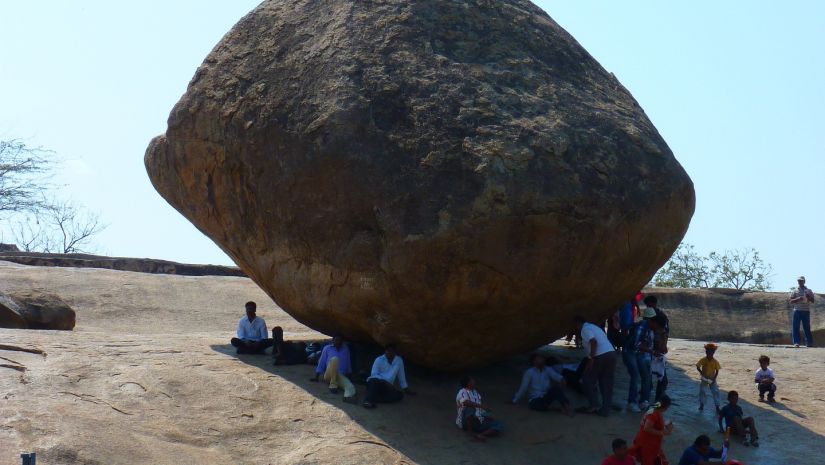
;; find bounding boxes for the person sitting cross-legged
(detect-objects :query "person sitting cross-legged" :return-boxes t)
[455,376,503,442]
[718,391,759,447]
[363,344,415,409]
[230,301,273,354]
[310,334,357,403]
[511,353,574,417]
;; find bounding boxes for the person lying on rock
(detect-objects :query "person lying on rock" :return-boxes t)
[310,334,357,403]
[455,376,503,442]
[363,344,415,409]
[272,326,307,365]
[511,353,574,416]
[718,391,759,447]
[230,301,273,354]
[546,356,588,394]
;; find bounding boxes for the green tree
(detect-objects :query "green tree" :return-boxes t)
[652,243,773,291]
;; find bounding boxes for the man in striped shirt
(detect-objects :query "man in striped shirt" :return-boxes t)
[790,276,815,347]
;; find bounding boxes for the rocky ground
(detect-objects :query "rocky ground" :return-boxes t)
[1,261,823,464]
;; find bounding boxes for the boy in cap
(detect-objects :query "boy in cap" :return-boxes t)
[696,343,721,413]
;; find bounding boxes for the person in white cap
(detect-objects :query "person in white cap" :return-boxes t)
[789,276,815,347]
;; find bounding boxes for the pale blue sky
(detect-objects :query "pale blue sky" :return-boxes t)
[1,1,822,291]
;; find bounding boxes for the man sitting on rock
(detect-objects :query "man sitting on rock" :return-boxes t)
[363,344,415,409]
[310,334,357,403]
[511,353,574,416]
[230,301,273,354]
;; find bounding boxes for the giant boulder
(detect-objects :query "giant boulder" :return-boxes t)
[145,0,694,370]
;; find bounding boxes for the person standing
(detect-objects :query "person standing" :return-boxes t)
[230,301,273,354]
[575,315,618,416]
[789,276,815,347]
[622,309,655,412]
[643,295,670,402]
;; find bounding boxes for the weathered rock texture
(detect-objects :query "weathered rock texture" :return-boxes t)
[145,0,695,369]
[0,252,245,277]
[647,287,824,347]
[0,289,76,330]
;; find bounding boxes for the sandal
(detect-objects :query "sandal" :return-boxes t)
[362,401,376,409]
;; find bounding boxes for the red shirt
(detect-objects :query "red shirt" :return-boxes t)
[601,455,635,465]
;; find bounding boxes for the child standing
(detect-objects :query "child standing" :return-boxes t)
[696,343,721,413]
[754,355,776,403]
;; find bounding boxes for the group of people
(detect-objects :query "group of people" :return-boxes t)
[230,301,415,409]
[229,280,798,462]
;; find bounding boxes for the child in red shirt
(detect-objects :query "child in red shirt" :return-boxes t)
[602,438,636,465]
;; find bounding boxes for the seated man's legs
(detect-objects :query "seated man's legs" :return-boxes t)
[528,396,549,411]
[323,356,357,398]
[364,379,403,406]
[743,417,758,441]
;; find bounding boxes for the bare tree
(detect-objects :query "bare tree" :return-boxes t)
[40,199,106,254]
[709,248,772,291]
[0,139,53,215]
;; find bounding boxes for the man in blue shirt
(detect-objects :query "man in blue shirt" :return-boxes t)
[230,301,273,354]
[678,434,726,465]
[310,334,356,403]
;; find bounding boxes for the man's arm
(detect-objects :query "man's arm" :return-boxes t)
[237,319,246,340]
[512,370,531,403]
[397,359,410,391]
[257,319,268,340]
[807,290,815,302]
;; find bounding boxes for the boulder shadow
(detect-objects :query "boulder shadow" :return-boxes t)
[213,343,825,465]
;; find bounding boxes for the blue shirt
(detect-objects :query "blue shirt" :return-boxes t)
[719,403,743,429]
[315,343,352,375]
[678,445,722,465]
[512,366,563,403]
[619,301,635,330]
[624,320,653,359]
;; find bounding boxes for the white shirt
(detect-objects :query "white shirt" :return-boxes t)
[580,322,614,357]
[368,354,408,389]
[456,388,484,427]
[754,367,775,384]
[236,316,268,341]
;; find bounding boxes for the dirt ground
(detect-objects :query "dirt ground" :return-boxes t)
[1,261,823,464]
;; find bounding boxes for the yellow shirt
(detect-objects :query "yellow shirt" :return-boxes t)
[697,357,721,379]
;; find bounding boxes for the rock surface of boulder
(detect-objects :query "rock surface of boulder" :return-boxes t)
[0,290,76,330]
[145,0,695,369]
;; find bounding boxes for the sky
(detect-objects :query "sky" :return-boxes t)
[0,1,822,291]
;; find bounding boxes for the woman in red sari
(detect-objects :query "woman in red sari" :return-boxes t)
[632,395,673,465]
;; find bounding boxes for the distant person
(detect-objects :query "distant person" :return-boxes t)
[619,295,641,338]
[631,395,673,465]
[310,334,356,403]
[271,326,307,365]
[677,434,727,465]
[789,276,815,347]
[622,308,655,412]
[696,343,721,413]
[362,344,415,409]
[575,315,618,416]
[754,355,776,403]
[455,376,503,442]
[643,295,670,402]
[601,438,636,465]
[511,354,574,416]
[230,301,273,354]
[718,391,759,447]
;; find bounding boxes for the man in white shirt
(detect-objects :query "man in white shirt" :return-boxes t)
[574,315,618,416]
[363,344,415,409]
[230,301,273,354]
[789,276,815,347]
